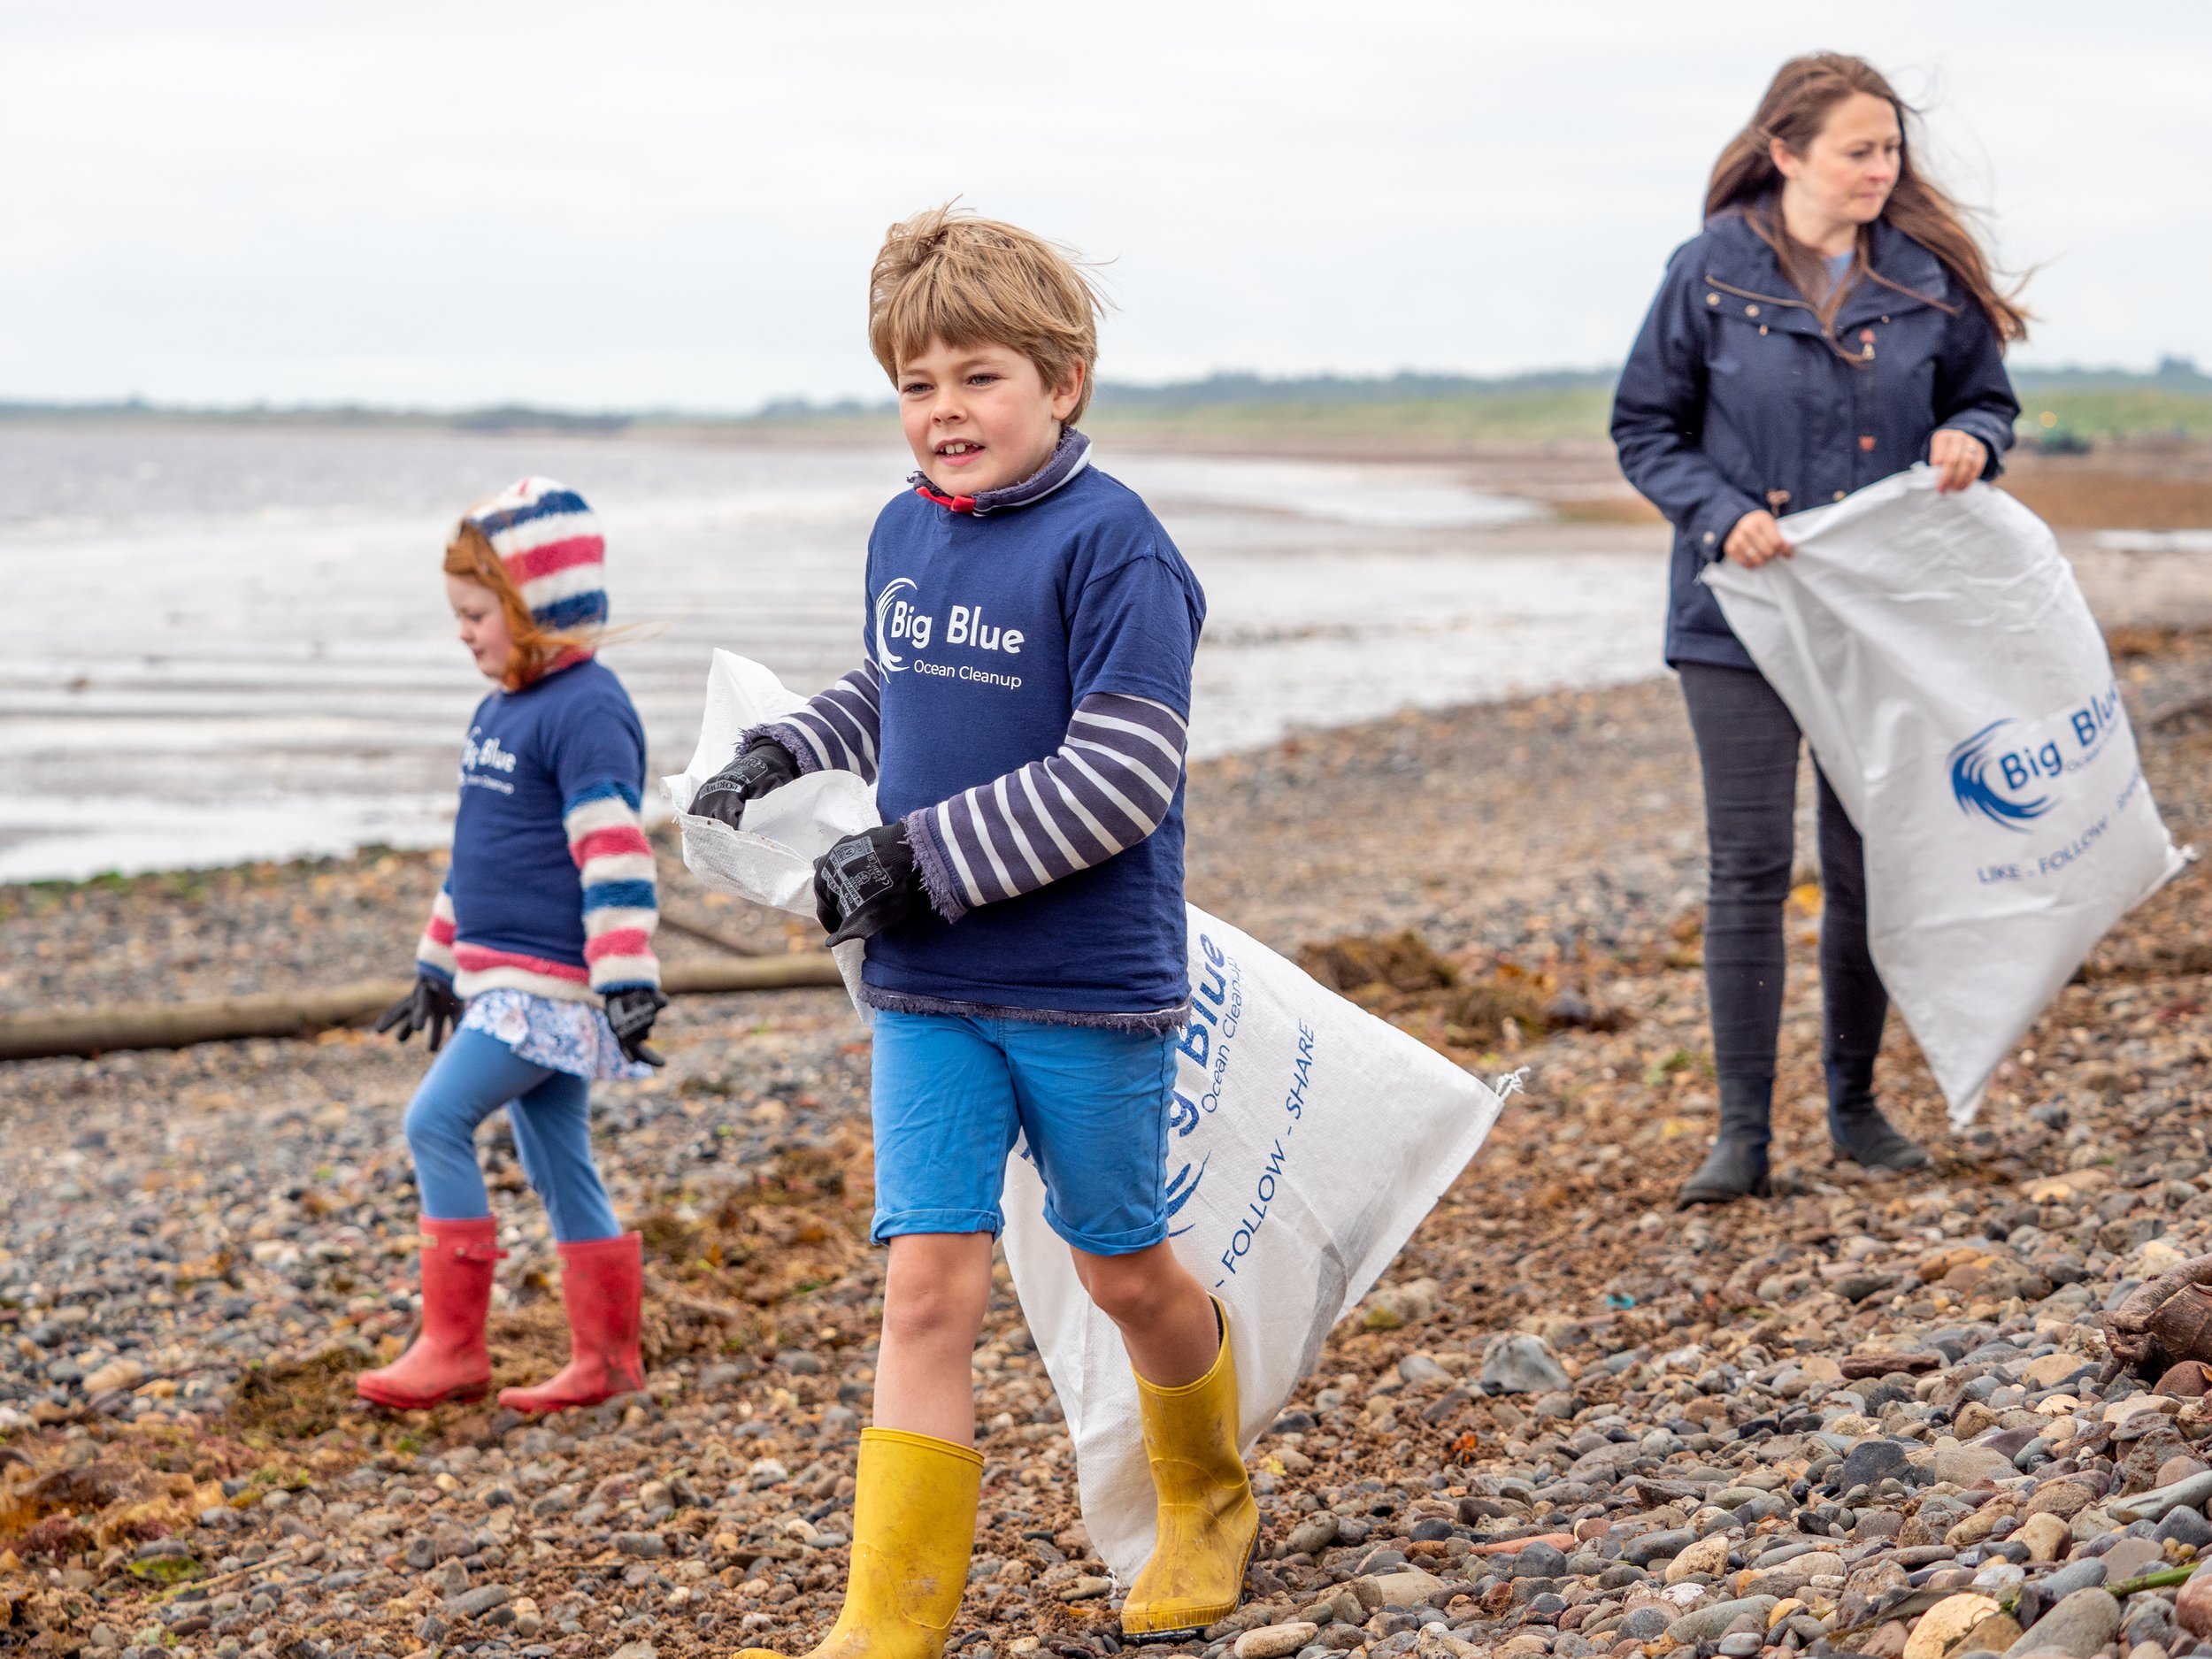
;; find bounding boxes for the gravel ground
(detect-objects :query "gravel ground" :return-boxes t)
[0,628,2208,1659]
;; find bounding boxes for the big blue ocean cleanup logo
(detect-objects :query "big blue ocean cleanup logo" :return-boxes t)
[1948,681,2124,833]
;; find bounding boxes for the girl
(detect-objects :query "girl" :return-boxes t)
[358,476,667,1411]
[1611,55,2025,1205]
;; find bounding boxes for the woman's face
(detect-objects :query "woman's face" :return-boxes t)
[1774,91,1901,226]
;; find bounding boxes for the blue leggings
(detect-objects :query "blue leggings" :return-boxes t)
[403,1029,620,1243]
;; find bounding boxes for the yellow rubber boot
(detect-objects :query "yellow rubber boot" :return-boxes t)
[736,1426,982,1659]
[1120,1298,1261,1637]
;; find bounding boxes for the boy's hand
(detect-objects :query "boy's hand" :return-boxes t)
[603,985,669,1067]
[375,972,465,1053]
[814,824,924,945]
[692,737,801,829]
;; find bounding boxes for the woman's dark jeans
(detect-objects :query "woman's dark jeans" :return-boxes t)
[1679,662,1889,1142]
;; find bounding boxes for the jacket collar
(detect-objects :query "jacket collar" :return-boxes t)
[910,427,1092,516]
[1699,209,1954,335]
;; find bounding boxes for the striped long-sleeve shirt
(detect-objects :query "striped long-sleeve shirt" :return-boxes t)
[415,657,660,1004]
[565,781,661,992]
[762,666,1191,923]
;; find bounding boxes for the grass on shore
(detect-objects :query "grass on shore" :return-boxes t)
[1086,385,2212,449]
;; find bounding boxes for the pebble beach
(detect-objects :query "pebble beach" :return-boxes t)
[3,555,2212,1659]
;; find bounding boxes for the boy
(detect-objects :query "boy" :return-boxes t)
[695,207,1253,1656]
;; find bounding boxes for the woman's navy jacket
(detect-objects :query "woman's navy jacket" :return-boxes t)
[1611,210,2020,670]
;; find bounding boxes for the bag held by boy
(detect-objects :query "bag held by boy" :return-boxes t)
[669,649,1507,1582]
[1706,466,2190,1126]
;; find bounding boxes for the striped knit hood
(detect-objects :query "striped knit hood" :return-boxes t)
[466,476,609,632]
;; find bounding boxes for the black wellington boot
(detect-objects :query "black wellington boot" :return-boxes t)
[1678,1077,1774,1207]
[1825,1056,1930,1171]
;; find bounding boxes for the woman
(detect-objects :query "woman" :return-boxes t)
[1612,54,2026,1205]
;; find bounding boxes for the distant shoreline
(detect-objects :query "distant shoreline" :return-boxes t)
[6,357,2211,446]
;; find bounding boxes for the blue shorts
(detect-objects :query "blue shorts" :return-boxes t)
[868,1010,1176,1256]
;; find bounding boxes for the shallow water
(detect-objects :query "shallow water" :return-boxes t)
[0,425,1663,880]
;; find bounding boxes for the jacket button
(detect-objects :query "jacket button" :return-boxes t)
[1759,324,1769,335]
[1859,328,1876,342]
[1746,303,1760,317]
[1707,293,1720,306]
[1859,435,1877,452]
[1832,490,1847,502]
[1702,531,1716,546]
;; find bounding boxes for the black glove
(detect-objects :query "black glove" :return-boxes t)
[691,737,801,830]
[813,823,925,946]
[603,985,670,1068]
[374,972,465,1053]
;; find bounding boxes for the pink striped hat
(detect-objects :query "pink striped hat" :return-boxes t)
[465,476,607,631]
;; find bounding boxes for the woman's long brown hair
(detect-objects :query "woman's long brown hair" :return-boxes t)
[1706,53,2030,348]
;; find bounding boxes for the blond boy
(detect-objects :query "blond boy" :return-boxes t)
[695,208,1255,1655]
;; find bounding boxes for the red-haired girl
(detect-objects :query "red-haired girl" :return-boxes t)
[357,476,666,1410]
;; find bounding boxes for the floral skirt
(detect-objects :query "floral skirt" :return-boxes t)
[459,988,653,1082]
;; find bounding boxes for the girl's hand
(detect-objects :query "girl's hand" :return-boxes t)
[375,972,465,1053]
[1724,509,1793,568]
[1930,428,1988,493]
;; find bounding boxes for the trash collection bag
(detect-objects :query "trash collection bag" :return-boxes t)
[666,649,1509,1583]
[1705,466,2190,1125]
[999,910,1507,1583]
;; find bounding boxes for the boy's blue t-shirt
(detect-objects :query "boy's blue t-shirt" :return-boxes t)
[863,465,1206,1018]
[447,657,648,972]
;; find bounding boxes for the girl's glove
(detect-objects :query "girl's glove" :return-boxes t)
[692,737,801,829]
[375,972,465,1053]
[603,985,670,1067]
[813,824,923,946]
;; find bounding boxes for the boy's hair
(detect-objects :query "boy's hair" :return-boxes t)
[869,205,1105,423]
[443,522,602,691]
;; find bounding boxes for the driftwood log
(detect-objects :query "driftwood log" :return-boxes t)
[2098,1254,2212,1384]
[0,953,845,1063]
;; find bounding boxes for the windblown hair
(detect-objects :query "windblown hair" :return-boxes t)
[1706,53,2029,346]
[443,521,601,692]
[868,204,1106,421]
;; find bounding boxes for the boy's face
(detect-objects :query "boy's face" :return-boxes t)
[897,338,1083,498]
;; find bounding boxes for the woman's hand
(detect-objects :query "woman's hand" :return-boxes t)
[1723,509,1793,568]
[1929,428,1988,493]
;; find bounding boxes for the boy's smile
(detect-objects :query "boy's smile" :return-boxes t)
[898,338,1084,498]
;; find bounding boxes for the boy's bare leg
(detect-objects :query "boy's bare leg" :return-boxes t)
[873,1231,995,1445]
[1070,1239,1218,1385]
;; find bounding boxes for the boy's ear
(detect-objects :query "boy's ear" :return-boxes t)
[1049,360,1087,423]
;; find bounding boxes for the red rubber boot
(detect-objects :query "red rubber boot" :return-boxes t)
[497,1233,645,1413]
[356,1216,503,1409]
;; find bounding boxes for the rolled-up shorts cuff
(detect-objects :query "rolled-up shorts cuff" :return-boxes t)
[1043,1207,1168,1256]
[872,1206,1003,1245]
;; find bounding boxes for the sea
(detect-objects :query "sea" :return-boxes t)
[0,424,1665,882]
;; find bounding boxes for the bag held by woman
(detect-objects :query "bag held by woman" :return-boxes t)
[1705,466,2190,1124]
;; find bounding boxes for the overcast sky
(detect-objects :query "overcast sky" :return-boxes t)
[5,1,2207,411]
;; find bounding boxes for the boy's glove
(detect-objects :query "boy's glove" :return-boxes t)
[374,972,465,1053]
[814,824,924,946]
[692,737,801,829]
[603,985,670,1068]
